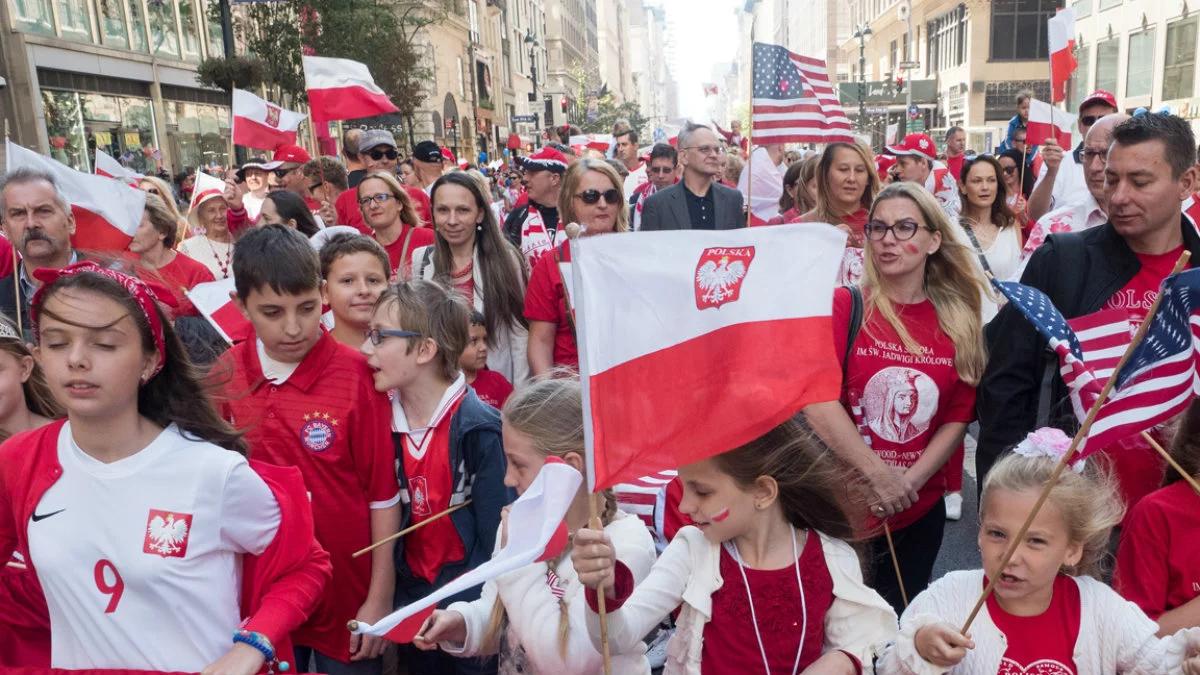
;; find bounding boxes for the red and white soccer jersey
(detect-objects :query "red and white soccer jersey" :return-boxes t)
[925,165,961,221]
[28,423,280,671]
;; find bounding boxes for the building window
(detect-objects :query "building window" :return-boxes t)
[163,100,229,169]
[926,4,967,75]
[13,0,55,35]
[56,0,93,42]
[205,0,225,57]
[1073,0,1091,17]
[1126,28,1155,98]
[41,89,157,174]
[1164,18,1197,101]
[1070,44,1091,108]
[128,0,150,52]
[179,0,202,61]
[990,0,1057,61]
[1095,37,1119,94]
[1099,0,1120,9]
[985,80,1051,119]
[97,0,129,49]
[149,0,181,58]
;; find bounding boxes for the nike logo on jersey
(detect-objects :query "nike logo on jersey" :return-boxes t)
[31,508,65,522]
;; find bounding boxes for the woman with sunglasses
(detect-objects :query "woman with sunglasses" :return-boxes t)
[803,182,988,612]
[525,159,630,376]
[998,149,1034,231]
[356,171,436,280]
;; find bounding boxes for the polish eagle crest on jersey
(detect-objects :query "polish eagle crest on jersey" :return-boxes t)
[408,476,431,517]
[143,509,193,558]
[695,247,755,310]
[300,411,338,452]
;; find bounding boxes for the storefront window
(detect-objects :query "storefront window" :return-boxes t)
[81,92,158,174]
[97,0,130,49]
[56,0,93,42]
[206,0,225,57]
[164,101,230,170]
[178,0,202,61]
[128,0,150,51]
[13,0,55,35]
[41,90,89,170]
[149,0,181,59]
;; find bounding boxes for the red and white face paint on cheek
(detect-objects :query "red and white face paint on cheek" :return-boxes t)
[902,243,920,255]
[710,507,731,523]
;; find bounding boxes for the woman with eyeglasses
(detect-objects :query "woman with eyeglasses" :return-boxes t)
[356,171,435,279]
[525,159,630,376]
[803,182,988,612]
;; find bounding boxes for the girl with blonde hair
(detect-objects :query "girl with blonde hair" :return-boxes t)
[804,181,989,611]
[413,375,656,673]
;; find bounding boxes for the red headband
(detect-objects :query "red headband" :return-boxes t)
[30,261,178,379]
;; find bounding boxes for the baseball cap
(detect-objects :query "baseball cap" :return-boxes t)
[1079,89,1118,111]
[885,133,937,161]
[359,129,397,154]
[520,146,569,173]
[441,146,457,166]
[413,140,444,163]
[875,154,897,181]
[261,144,312,170]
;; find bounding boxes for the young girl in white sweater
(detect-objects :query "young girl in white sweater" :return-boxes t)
[572,416,898,674]
[412,375,657,674]
[880,427,1200,674]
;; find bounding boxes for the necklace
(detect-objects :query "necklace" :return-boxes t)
[724,528,807,675]
[205,236,233,279]
[451,259,474,279]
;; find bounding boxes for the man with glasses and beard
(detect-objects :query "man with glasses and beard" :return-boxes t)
[1027,89,1120,222]
[0,168,81,334]
[639,122,745,231]
[335,129,432,232]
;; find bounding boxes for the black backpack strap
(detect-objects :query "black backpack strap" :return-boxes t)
[844,285,864,369]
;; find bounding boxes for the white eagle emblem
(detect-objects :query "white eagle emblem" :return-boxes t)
[143,509,193,558]
[918,137,929,150]
[694,247,756,310]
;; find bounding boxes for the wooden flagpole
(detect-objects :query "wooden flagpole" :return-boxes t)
[3,120,21,338]
[1141,431,1200,498]
[745,22,755,228]
[350,501,471,558]
[882,521,909,608]
[960,251,1191,634]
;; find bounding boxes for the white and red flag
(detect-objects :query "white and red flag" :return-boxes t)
[350,457,581,643]
[702,83,719,96]
[93,148,142,186]
[568,133,614,153]
[1026,98,1076,150]
[1048,7,1078,104]
[572,223,846,490]
[302,55,398,123]
[5,140,145,252]
[186,277,252,344]
[232,88,305,151]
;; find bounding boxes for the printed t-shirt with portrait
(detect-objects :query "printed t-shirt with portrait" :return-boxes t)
[833,287,976,531]
[987,574,1080,674]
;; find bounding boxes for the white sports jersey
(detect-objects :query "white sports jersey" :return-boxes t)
[924,165,962,221]
[28,423,280,671]
[1034,148,1088,214]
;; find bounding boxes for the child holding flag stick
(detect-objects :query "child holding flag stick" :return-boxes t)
[413,375,657,673]
[571,417,897,673]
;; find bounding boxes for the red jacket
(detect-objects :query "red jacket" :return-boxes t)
[0,420,331,670]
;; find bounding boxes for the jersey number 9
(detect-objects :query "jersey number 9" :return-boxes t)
[93,559,124,613]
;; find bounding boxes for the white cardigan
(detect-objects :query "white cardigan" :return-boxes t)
[412,244,530,385]
[585,525,898,674]
[440,510,657,674]
[877,569,1200,675]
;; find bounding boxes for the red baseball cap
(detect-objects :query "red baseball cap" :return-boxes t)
[1079,89,1118,111]
[520,147,569,173]
[885,133,938,161]
[875,154,897,180]
[261,144,312,170]
[440,147,457,165]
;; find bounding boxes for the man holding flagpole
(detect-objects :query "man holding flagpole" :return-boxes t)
[1027,90,1119,223]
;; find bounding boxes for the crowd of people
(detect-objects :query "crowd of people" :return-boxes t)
[3,92,1200,675]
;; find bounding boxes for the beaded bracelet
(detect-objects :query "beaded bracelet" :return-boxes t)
[232,629,290,673]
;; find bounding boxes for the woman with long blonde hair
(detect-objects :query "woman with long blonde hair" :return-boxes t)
[137,176,189,245]
[804,181,988,611]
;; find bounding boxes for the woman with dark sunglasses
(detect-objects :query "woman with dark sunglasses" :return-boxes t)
[525,159,630,376]
[998,148,1034,231]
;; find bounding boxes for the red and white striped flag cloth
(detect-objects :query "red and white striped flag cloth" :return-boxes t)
[351,457,580,643]
[186,277,252,344]
[573,223,846,490]
[232,88,305,151]
[1026,98,1076,150]
[302,55,398,123]
[751,42,853,144]
[93,148,142,186]
[1048,8,1078,104]
[703,83,719,96]
[615,469,677,532]
[5,140,145,252]
[568,133,614,153]
[1064,309,1132,421]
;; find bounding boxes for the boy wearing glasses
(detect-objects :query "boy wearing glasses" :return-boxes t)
[217,224,400,675]
[362,278,508,675]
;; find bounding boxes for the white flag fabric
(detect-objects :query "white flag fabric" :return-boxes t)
[93,148,142,185]
[302,55,398,123]
[186,277,251,344]
[1027,98,1076,150]
[232,88,305,151]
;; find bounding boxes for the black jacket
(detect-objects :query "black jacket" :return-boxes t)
[0,272,31,341]
[975,215,1200,484]
[502,201,560,249]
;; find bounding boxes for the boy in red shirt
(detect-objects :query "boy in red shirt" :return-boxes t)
[362,280,509,674]
[217,224,399,674]
[459,310,513,409]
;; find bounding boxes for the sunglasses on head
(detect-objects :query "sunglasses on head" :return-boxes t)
[368,148,399,161]
[575,188,623,205]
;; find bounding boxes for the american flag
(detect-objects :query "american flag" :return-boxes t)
[614,469,677,551]
[752,42,854,144]
[1085,268,1200,456]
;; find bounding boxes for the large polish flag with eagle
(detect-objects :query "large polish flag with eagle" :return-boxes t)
[571,223,847,490]
[350,457,581,643]
[5,140,145,252]
[232,88,305,151]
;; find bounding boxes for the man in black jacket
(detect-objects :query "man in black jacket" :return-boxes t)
[977,113,1200,510]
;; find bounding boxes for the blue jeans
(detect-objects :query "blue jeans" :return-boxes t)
[293,645,382,675]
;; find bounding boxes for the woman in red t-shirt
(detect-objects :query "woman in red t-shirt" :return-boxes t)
[525,158,630,375]
[799,142,880,287]
[804,181,988,611]
[128,195,214,315]
[356,172,435,280]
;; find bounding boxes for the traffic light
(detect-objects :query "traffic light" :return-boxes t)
[560,97,568,114]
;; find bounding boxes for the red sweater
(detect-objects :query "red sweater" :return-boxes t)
[0,420,330,669]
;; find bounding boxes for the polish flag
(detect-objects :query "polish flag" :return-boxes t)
[186,277,252,344]
[1048,8,1078,104]
[569,133,615,153]
[572,223,846,490]
[702,83,719,96]
[302,55,398,123]
[1026,98,1076,151]
[232,88,305,151]
[93,148,142,186]
[5,140,145,252]
[350,457,581,643]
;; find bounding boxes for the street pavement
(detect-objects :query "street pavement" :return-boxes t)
[933,432,983,578]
